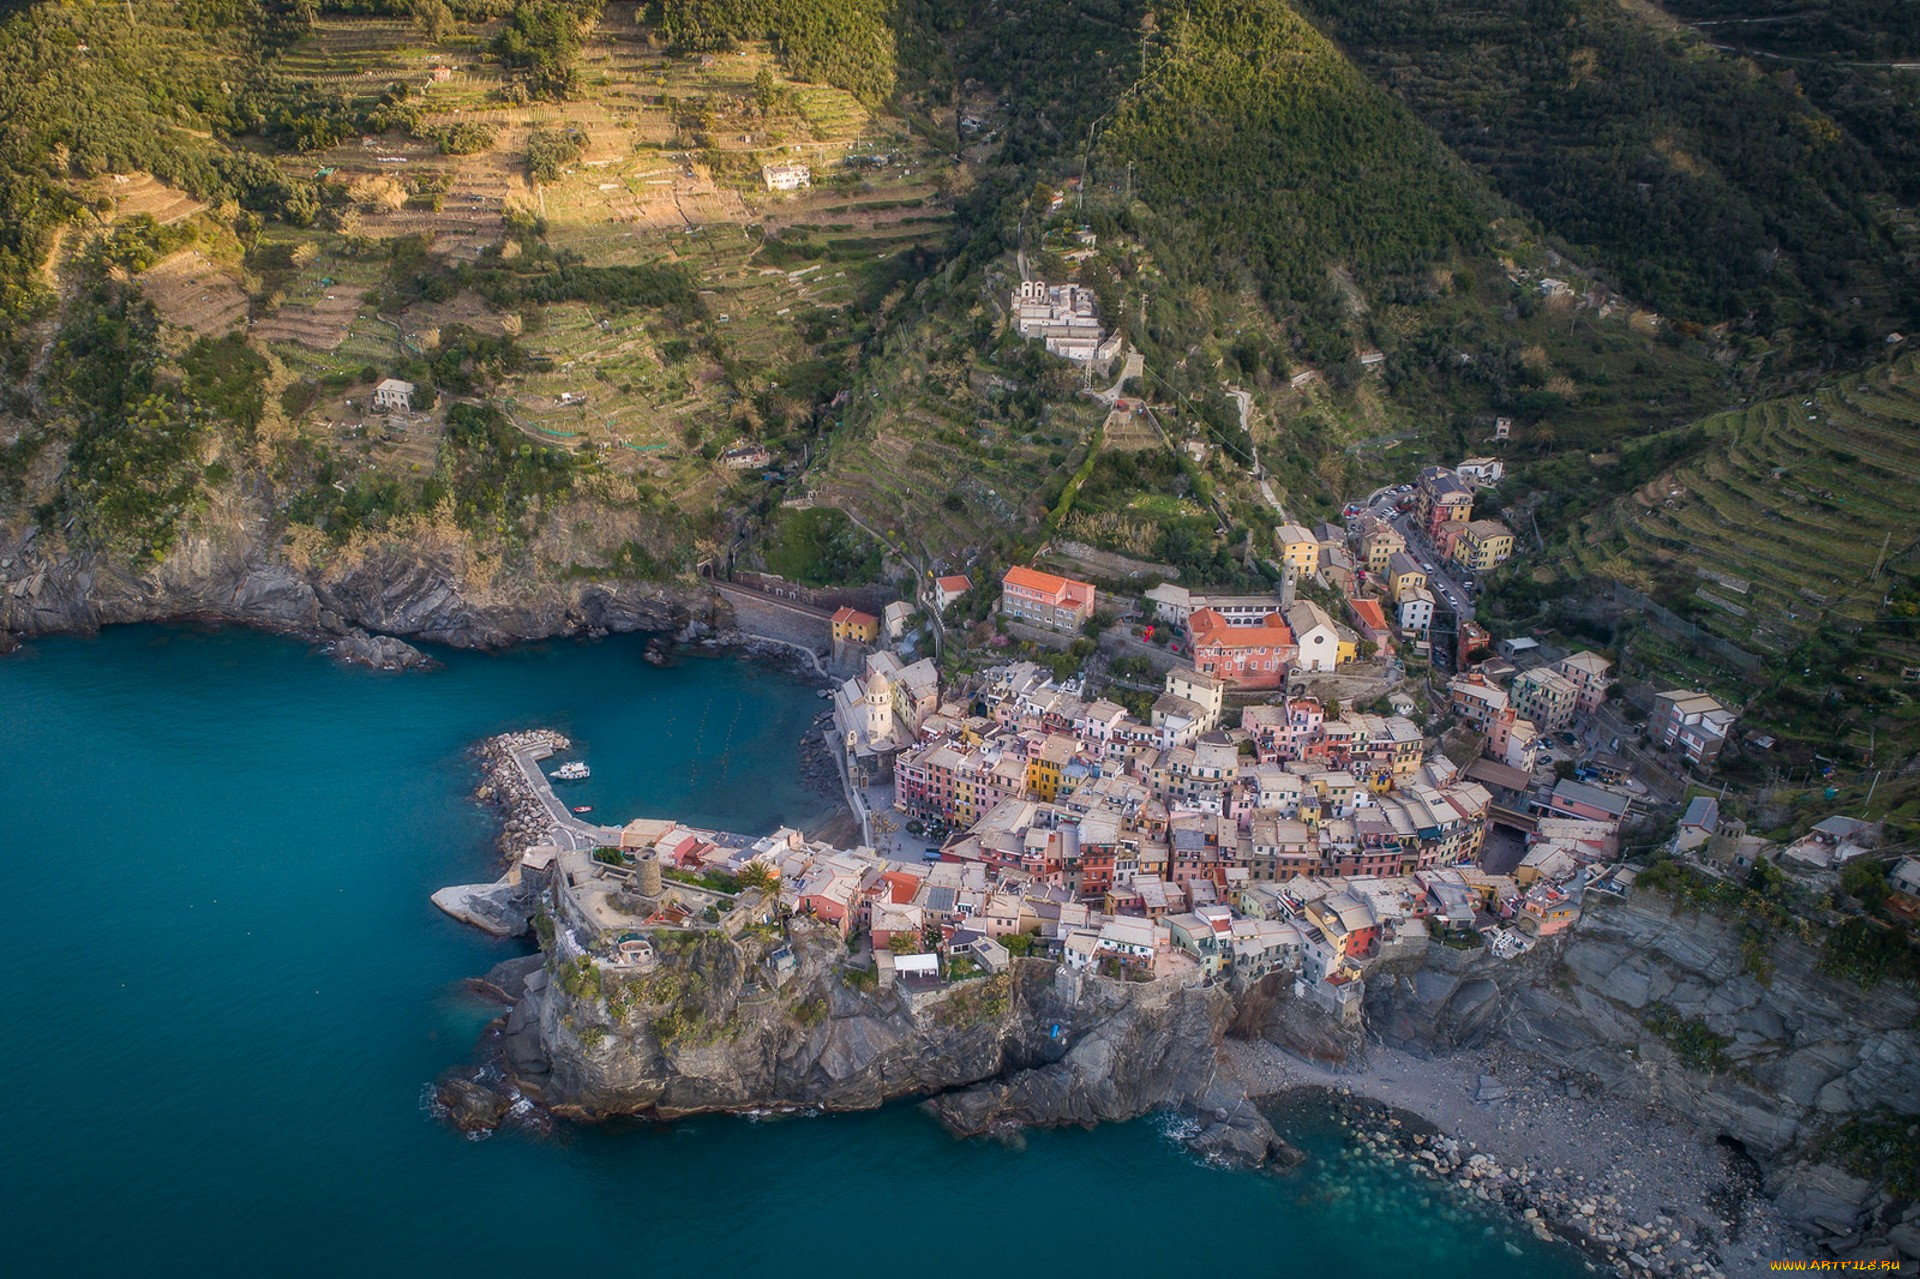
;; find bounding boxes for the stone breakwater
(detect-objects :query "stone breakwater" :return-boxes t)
[472,729,570,859]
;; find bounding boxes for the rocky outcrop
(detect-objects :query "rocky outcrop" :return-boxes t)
[1230,969,1369,1065]
[0,526,723,651]
[323,628,435,671]
[490,924,1297,1167]
[513,928,1013,1118]
[1366,891,1920,1247]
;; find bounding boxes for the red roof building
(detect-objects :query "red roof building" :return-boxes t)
[1346,596,1393,656]
[1000,566,1097,632]
[934,575,972,608]
[1188,608,1294,689]
[831,606,880,645]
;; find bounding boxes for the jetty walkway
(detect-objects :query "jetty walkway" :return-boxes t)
[510,742,627,851]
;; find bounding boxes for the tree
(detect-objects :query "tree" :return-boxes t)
[736,861,779,894]
[887,931,920,955]
[1841,859,1890,912]
[493,1,598,101]
[412,0,455,45]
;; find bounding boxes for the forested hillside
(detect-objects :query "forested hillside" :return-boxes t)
[1297,0,1920,358]
[654,0,902,102]
[0,0,272,374]
[0,0,1913,656]
[1108,0,1488,367]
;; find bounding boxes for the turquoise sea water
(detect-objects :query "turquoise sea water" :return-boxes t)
[1,626,1590,1277]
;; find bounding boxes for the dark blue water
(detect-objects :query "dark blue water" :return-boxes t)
[0,626,1590,1277]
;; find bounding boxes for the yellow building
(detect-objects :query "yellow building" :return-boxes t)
[1275,523,1319,578]
[1453,520,1515,573]
[1025,734,1077,802]
[831,606,880,645]
[1385,550,1427,603]
[1360,523,1405,574]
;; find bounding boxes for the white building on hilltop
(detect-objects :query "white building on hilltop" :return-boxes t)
[1010,279,1122,364]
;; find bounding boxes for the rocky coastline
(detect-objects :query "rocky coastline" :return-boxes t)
[436,720,1908,1275]
[47,531,1876,1276]
[1228,1041,1811,1278]
[0,533,734,659]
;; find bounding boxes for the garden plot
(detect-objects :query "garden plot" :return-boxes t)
[103,174,204,226]
[1577,353,1920,679]
[138,250,248,336]
[254,285,367,351]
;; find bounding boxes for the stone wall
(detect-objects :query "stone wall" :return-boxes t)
[712,582,831,655]
[729,570,894,616]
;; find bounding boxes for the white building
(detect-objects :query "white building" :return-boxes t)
[1397,585,1435,636]
[1456,457,1505,488]
[762,162,811,191]
[372,378,414,413]
[1009,279,1122,364]
[1286,601,1340,672]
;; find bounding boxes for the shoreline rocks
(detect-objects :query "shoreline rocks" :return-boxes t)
[321,628,437,672]
[472,729,571,860]
[431,879,533,937]
[1226,1035,1817,1279]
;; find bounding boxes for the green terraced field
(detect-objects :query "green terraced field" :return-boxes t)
[1572,352,1920,742]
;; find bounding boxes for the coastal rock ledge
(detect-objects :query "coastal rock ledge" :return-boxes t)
[484,918,1309,1169]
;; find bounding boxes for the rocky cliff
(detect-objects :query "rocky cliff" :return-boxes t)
[0,520,722,652]
[489,924,1297,1166]
[1367,891,1920,1239]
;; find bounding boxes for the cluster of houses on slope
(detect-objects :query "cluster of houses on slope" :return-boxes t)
[530,787,1612,1021]
[531,627,1647,1026]
[1009,279,1123,364]
[1448,646,1737,779]
[881,656,1585,902]
[997,460,1519,693]
[1670,794,1889,881]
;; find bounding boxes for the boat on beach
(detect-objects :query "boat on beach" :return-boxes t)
[552,761,590,780]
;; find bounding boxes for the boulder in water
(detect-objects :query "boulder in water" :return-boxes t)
[436,1077,510,1134]
[323,628,436,672]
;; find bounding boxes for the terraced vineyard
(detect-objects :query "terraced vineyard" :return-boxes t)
[1570,352,1920,689]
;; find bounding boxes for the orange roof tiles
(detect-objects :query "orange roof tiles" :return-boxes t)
[1189,609,1292,648]
[1348,598,1388,631]
[1002,565,1094,606]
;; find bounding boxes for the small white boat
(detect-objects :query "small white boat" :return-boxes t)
[552,761,590,781]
